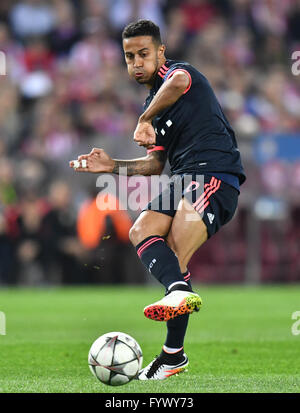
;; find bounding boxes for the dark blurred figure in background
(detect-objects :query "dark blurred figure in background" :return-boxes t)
[13,192,49,285]
[42,180,85,284]
[0,212,16,284]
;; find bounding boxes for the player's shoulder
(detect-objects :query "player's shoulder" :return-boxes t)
[167,59,199,71]
[165,59,206,82]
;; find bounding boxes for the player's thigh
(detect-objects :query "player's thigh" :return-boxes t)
[166,198,208,265]
[129,210,173,246]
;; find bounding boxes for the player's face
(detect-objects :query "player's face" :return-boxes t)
[123,36,165,88]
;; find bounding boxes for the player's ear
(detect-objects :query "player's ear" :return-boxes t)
[157,44,166,58]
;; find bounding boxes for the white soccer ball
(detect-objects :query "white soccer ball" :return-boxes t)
[88,332,143,386]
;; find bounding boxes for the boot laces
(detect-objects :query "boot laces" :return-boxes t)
[146,355,164,379]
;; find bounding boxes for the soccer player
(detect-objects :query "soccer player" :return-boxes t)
[70,20,246,380]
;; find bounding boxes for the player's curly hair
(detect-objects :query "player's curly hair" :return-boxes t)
[122,20,162,45]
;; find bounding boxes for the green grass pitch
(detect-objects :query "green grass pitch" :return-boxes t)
[0,285,299,393]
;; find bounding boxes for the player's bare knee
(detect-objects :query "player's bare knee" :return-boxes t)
[129,221,149,246]
[128,224,139,246]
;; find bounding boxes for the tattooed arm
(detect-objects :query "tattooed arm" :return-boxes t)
[112,150,166,176]
[69,147,167,176]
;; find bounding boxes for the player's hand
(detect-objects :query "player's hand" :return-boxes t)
[69,148,115,173]
[133,120,156,147]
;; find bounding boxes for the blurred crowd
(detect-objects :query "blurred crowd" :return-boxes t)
[0,0,299,285]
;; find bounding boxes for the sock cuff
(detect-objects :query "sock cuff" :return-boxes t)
[163,345,183,354]
[168,281,188,291]
[136,235,165,257]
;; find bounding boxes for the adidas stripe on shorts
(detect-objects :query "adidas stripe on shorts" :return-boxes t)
[143,174,239,238]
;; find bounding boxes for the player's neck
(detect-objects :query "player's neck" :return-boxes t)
[145,57,167,90]
[158,56,167,70]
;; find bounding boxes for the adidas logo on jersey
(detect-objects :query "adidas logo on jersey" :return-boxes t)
[207,213,215,224]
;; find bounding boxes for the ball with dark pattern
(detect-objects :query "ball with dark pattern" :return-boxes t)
[88,332,143,386]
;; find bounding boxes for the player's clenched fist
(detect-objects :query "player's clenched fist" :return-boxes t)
[69,148,115,173]
[133,120,156,147]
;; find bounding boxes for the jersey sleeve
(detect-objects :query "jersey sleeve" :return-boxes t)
[162,63,193,95]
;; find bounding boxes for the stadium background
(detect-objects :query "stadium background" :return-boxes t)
[0,0,300,287]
